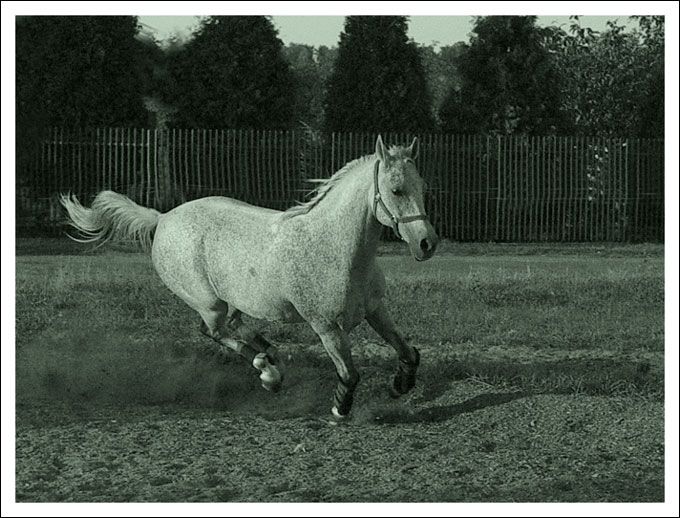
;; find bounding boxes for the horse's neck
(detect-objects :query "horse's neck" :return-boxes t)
[308,162,381,267]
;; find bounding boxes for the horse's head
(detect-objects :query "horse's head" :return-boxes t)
[371,135,438,261]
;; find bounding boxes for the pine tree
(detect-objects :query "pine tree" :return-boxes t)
[165,16,294,129]
[16,16,147,128]
[324,16,434,133]
[439,16,565,135]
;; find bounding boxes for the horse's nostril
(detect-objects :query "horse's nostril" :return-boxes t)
[420,238,431,252]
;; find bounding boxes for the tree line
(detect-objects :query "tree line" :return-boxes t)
[16,14,664,159]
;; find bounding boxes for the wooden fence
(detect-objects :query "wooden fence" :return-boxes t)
[16,128,664,242]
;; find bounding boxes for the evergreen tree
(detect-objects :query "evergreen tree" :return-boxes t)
[16,16,148,171]
[283,44,326,130]
[324,16,434,133]
[165,16,294,129]
[439,16,565,135]
[419,43,465,128]
[16,16,147,128]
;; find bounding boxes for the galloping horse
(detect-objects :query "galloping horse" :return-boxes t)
[61,135,438,418]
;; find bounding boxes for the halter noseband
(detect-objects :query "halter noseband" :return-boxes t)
[372,159,429,240]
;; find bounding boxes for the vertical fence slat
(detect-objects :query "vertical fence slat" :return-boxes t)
[644,138,650,240]
[226,130,233,196]
[255,129,263,203]
[496,134,502,242]
[209,128,215,196]
[632,138,639,240]
[251,129,258,203]
[274,130,281,207]
[171,128,178,203]
[217,129,223,196]
[527,136,533,241]
[155,129,161,207]
[548,136,555,241]
[555,136,561,241]
[596,136,602,241]
[582,136,589,242]
[604,137,611,240]
[566,136,572,242]
[483,135,490,240]
[444,133,450,239]
[537,136,544,241]
[620,138,626,242]
[143,129,148,206]
[219,129,225,196]
[511,135,518,242]
[473,134,479,241]
[58,127,64,195]
[558,137,569,241]
[500,134,505,242]
[611,137,618,241]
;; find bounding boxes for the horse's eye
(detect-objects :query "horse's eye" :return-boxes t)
[392,188,404,197]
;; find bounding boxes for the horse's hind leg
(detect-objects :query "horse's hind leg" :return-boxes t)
[365,302,420,398]
[198,303,282,392]
[224,312,281,365]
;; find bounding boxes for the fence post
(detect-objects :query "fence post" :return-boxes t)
[493,135,498,241]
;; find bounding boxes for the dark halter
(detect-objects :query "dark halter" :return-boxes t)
[372,159,429,240]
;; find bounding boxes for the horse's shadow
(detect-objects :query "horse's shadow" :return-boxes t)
[371,391,528,424]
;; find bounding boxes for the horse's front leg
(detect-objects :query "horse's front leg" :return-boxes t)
[365,302,420,398]
[309,320,360,418]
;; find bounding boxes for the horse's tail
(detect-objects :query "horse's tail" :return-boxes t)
[60,191,161,251]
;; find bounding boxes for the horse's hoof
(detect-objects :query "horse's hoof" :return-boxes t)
[389,374,416,398]
[253,353,282,392]
[261,380,282,393]
[388,382,402,399]
[260,368,282,392]
[331,406,349,420]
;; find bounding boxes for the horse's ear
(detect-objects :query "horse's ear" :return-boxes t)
[375,135,388,163]
[407,137,419,160]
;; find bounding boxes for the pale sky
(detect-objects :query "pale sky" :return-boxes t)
[138,15,628,48]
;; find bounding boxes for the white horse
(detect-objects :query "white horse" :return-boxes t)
[61,135,438,418]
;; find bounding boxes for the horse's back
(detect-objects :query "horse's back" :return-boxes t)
[169,196,280,223]
[157,196,277,242]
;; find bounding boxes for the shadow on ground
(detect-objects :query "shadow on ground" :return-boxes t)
[370,391,529,424]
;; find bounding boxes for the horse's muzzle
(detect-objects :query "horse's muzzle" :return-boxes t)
[417,236,437,260]
[409,232,438,262]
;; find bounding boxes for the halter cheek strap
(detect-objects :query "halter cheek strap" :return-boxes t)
[372,160,428,240]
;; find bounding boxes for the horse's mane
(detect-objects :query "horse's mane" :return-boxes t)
[279,155,373,220]
[280,145,410,220]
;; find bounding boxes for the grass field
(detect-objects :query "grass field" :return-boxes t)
[14,239,665,502]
